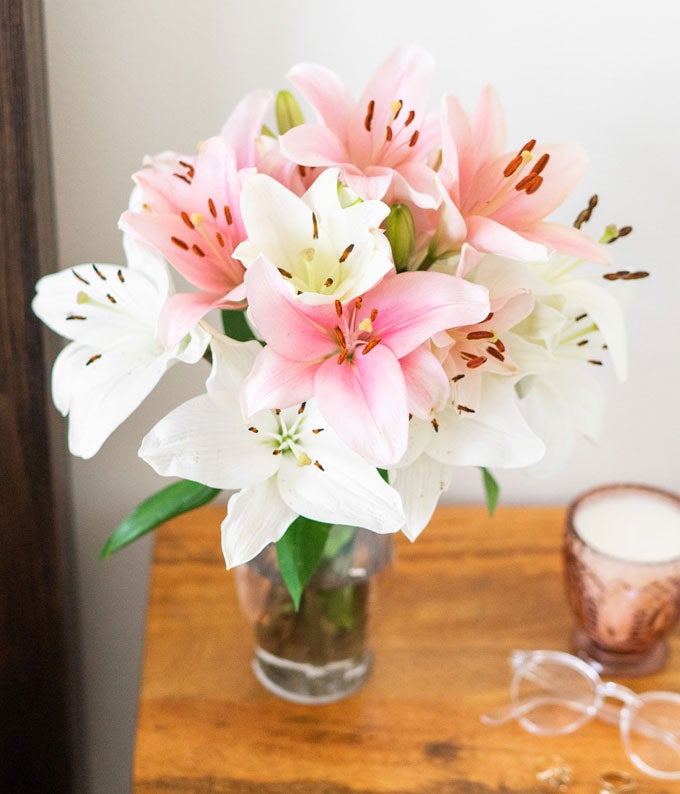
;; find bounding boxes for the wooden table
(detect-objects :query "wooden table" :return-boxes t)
[133,505,680,793]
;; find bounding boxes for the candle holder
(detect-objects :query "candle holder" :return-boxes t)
[564,483,680,676]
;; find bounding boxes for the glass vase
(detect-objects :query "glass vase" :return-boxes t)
[234,525,393,704]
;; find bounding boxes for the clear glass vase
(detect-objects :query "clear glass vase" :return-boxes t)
[234,526,393,704]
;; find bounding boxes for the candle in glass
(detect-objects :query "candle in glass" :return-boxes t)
[564,484,680,676]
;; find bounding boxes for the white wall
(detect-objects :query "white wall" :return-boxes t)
[43,1,679,791]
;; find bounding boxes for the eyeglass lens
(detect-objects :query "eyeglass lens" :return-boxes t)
[623,694,680,777]
[513,656,680,777]
[513,658,597,734]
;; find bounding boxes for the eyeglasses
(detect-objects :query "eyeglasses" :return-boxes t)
[482,650,680,780]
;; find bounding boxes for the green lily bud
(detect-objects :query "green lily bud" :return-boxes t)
[275,90,305,135]
[384,204,416,271]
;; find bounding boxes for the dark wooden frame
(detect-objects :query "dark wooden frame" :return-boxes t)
[0,1,76,790]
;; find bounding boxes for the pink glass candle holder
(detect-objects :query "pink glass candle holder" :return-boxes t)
[564,483,680,677]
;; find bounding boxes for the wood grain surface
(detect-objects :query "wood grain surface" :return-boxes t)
[134,505,680,793]
[0,2,75,790]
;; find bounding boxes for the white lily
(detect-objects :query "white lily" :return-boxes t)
[390,375,545,539]
[506,252,628,476]
[31,236,209,459]
[139,334,405,568]
[233,167,394,304]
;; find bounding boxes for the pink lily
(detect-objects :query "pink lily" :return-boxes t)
[120,135,249,348]
[241,256,490,466]
[433,87,612,265]
[279,45,441,208]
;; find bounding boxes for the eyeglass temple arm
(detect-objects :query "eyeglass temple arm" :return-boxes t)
[480,694,593,726]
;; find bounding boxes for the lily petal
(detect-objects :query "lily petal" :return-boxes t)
[139,393,278,489]
[465,215,548,262]
[428,375,546,468]
[243,256,335,360]
[241,346,317,417]
[523,221,613,265]
[314,345,409,466]
[389,454,453,541]
[276,445,404,534]
[279,123,348,166]
[222,480,296,568]
[220,89,273,168]
[400,345,450,418]
[287,62,355,134]
[371,271,490,357]
[53,338,172,459]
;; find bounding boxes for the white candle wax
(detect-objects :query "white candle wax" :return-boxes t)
[574,488,680,563]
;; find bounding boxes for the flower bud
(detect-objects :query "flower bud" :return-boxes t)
[275,90,305,135]
[384,204,416,271]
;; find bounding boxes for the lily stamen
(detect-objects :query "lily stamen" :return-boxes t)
[364,99,375,132]
[361,337,381,355]
[339,243,354,263]
[334,325,347,348]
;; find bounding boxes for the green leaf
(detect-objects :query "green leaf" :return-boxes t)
[99,480,221,558]
[276,516,331,610]
[221,308,257,342]
[480,467,500,516]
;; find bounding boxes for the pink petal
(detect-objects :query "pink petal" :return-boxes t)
[341,165,393,201]
[400,346,450,418]
[456,243,483,277]
[131,166,191,213]
[220,89,273,168]
[387,162,440,209]
[441,95,475,203]
[241,346,317,417]
[353,45,434,151]
[158,291,227,349]
[314,345,409,466]
[287,62,355,136]
[189,137,247,240]
[435,188,468,251]
[523,221,613,264]
[465,215,548,261]
[471,85,507,165]
[369,271,490,358]
[279,124,349,167]
[243,256,336,361]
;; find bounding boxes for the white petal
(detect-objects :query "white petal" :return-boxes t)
[389,455,453,540]
[174,321,210,363]
[519,363,605,477]
[32,263,161,347]
[56,338,172,459]
[392,416,431,468]
[276,433,405,534]
[558,278,628,381]
[207,334,262,394]
[429,375,546,468]
[122,233,172,294]
[238,173,318,272]
[222,480,296,568]
[139,392,278,489]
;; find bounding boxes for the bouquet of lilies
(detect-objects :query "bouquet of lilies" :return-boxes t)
[33,45,640,602]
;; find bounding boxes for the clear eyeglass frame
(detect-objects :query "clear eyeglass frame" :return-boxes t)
[482,649,680,780]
